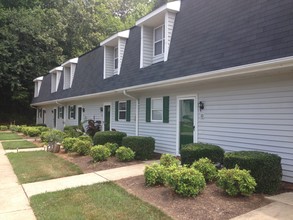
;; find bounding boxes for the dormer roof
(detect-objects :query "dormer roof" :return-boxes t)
[100,30,130,47]
[33,76,43,82]
[61,58,78,67]
[49,66,63,73]
[136,1,181,27]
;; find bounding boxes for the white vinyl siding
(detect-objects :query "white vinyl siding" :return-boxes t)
[70,64,76,87]
[104,46,114,78]
[63,67,71,89]
[119,38,127,66]
[164,11,176,61]
[140,26,153,68]
[34,80,42,97]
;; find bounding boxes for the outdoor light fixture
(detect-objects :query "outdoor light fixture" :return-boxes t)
[100,107,103,112]
[198,101,204,111]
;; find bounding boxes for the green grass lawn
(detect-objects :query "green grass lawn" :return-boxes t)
[2,140,38,150]
[0,132,22,140]
[7,151,83,184]
[31,182,172,220]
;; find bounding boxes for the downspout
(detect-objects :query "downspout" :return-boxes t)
[123,90,139,136]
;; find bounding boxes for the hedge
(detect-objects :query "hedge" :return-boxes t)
[180,143,224,165]
[223,151,282,194]
[122,136,155,160]
[93,131,127,146]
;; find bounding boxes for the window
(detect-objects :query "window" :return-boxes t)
[58,106,64,119]
[154,25,165,56]
[118,101,126,120]
[151,98,163,121]
[114,47,118,69]
[63,67,71,90]
[67,105,76,119]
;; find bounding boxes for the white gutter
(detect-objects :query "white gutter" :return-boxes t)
[31,56,293,107]
[123,90,139,136]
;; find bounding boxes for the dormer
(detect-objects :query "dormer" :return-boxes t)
[49,66,63,93]
[61,58,78,90]
[100,30,129,79]
[136,1,181,68]
[33,76,43,97]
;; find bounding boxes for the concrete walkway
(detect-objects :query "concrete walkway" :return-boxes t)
[0,142,36,220]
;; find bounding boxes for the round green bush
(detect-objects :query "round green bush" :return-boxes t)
[144,163,166,186]
[216,165,256,196]
[27,127,41,137]
[78,135,92,143]
[122,136,155,160]
[104,142,119,156]
[40,130,65,144]
[191,157,218,182]
[0,125,8,131]
[62,137,78,152]
[90,145,111,162]
[93,131,127,146]
[160,154,180,167]
[223,151,282,194]
[9,125,18,132]
[115,146,135,162]
[180,143,224,165]
[64,125,83,138]
[167,167,206,197]
[73,140,92,156]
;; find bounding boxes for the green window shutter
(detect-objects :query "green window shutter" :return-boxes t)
[68,106,70,119]
[115,101,119,121]
[163,96,169,123]
[62,106,64,119]
[57,107,60,119]
[72,105,76,119]
[146,98,151,122]
[126,100,131,122]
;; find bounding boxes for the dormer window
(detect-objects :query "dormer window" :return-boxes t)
[101,30,129,79]
[136,1,181,68]
[33,76,43,97]
[154,25,165,56]
[114,47,118,69]
[50,66,62,93]
[61,58,78,90]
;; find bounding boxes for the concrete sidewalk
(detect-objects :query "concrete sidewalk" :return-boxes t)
[0,142,36,220]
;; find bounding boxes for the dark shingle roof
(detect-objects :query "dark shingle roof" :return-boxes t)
[32,0,293,104]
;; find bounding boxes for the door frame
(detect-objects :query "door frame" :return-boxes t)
[103,103,111,131]
[176,94,198,155]
[77,105,83,125]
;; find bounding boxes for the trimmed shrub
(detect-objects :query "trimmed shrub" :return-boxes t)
[160,154,180,167]
[62,137,78,152]
[144,163,166,186]
[122,136,155,160]
[40,130,66,144]
[104,142,119,156]
[9,125,19,132]
[116,146,135,162]
[167,167,206,197]
[223,151,282,194]
[35,126,50,133]
[93,131,127,146]
[90,145,111,162]
[191,158,218,182]
[0,125,8,131]
[78,135,92,143]
[217,165,256,196]
[26,127,41,137]
[73,140,92,156]
[64,125,83,138]
[180,143,224,165]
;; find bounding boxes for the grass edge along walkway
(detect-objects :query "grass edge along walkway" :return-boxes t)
[2,140,38,150]
[0,132,23,141]
[6,151,83,184]
[30,182,172,220]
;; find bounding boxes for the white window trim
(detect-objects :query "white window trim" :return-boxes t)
[63,66,71,90]
[153,24,165,57]
[151,98,163,122]
[118,101,126,121]
[114,47,118,70]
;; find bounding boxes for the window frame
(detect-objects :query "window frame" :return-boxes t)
[114,47,119,70]
[118,101,126,121]
[151,98,163,122]
[153,24,165,57]
[63,66,71,90]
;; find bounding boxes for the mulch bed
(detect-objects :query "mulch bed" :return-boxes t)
[116,175,271,220]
